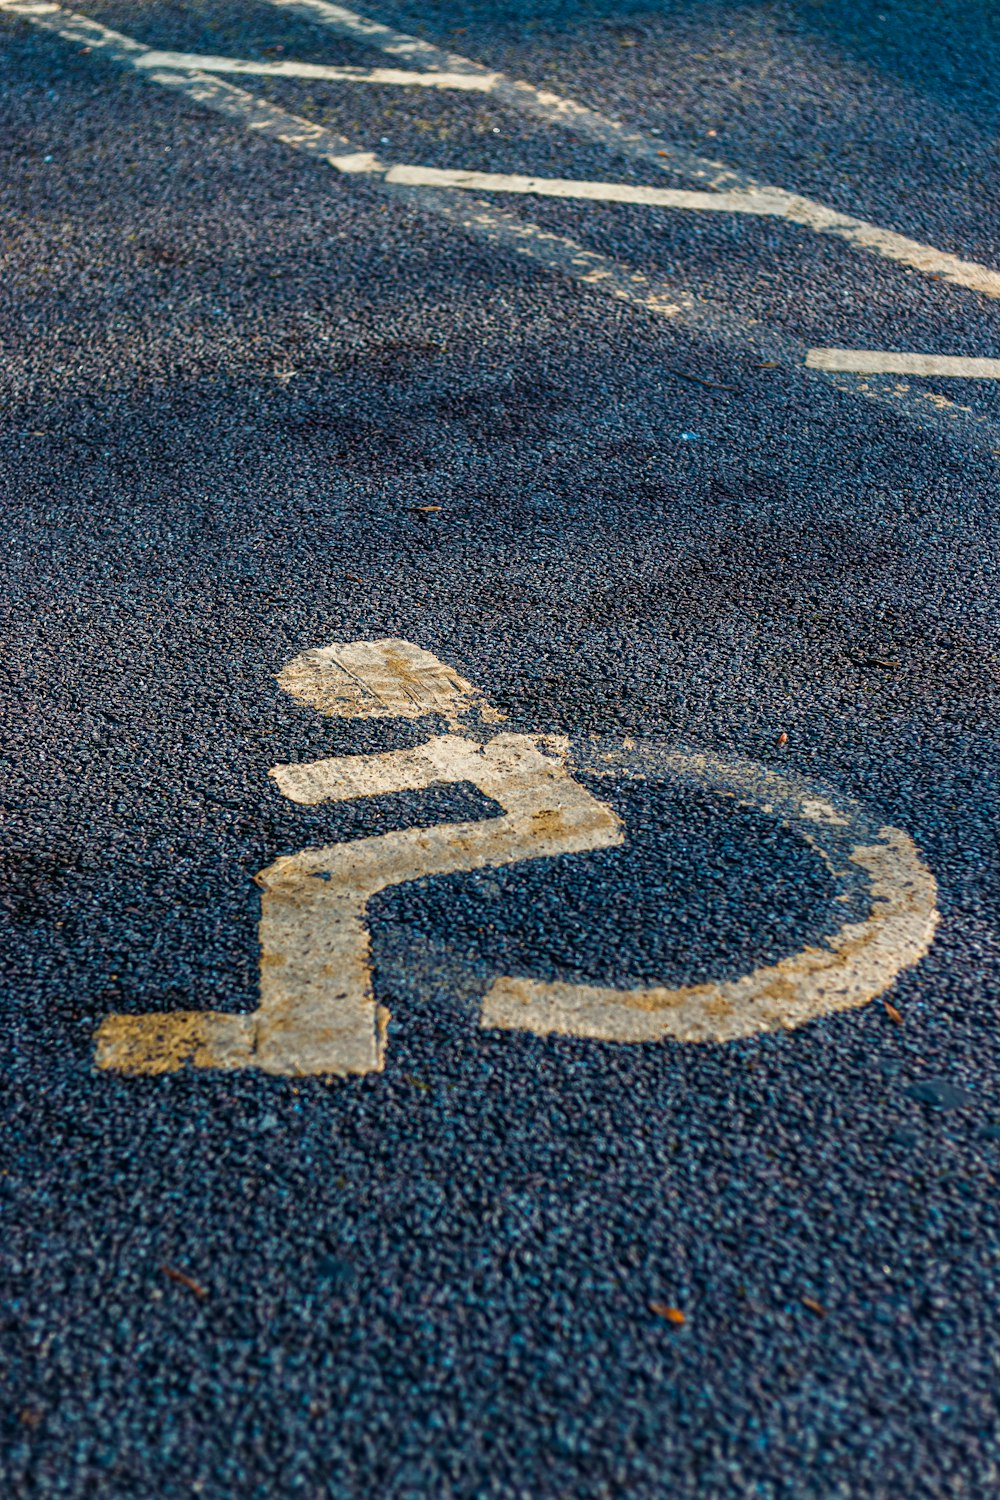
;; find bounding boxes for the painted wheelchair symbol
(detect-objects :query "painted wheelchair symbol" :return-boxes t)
[96,640,938,1076]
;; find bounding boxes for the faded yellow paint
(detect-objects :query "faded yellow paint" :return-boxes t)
[95,1011,255,1074]
[480,828,937,1043]
[277,638,502,725]
[96,727,622,1077]
[95,641,939,1077]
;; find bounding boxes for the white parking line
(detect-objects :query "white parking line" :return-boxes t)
[3,0,998,450]
[383,165,787,214]
[263,0,1000,301]
[807,349,1000,378]
[133,49,497,89]
[8,0,1000,305]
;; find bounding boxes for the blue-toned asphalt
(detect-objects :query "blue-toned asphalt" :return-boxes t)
[1,2,998,1495]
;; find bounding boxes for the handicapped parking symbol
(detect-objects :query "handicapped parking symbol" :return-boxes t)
[96,640,938,1077]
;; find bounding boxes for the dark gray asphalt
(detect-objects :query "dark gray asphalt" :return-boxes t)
[1,2,998,1495]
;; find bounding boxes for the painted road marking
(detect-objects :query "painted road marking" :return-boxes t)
[95,641,938,1077]
[807,349,1000,378]
[383,165,787,215]
[133,49,498,89]
[483,739,938,1044]
[7,0,1000,306]
[263,0,1000,301]
[276,638,504,724]
[3,0,998,450]
[95,644,622,1076]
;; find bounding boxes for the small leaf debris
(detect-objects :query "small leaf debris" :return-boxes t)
[851,654,900,671]
[649,1302,686,1325]
[776,731,788,747]
[666,367,740,394]
[408,505,442,514]
[801,1296,827,1317]
[884,1001,903,1024]
[163,1265,208,1299]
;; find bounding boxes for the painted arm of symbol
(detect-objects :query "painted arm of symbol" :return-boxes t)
[269,735,501,805]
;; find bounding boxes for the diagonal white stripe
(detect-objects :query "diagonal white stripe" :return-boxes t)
[262,0,1000,301]
[807,349,1000,378]
[133,49,498,89]
[2,0,998,449]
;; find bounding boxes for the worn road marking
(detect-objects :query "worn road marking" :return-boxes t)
[4,1,996,450]
[276,638,503,724]
[807,349,1000,378]
[95,644,621,1076]
[482,740,939,1044]
[262,0,1000,300]
[95,641,938,1077]
[384,165,787,214]
[134,49,497,89]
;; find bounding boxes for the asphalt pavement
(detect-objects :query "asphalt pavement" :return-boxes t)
[1,1,998,1495]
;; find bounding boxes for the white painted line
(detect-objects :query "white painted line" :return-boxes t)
[133,49,498,89]
[0,4,778,219]
[807,348,1000,378]
[262,0,1000,300]
[393,189,999,445]
[383,165,787,214]
[3,0,998,448]
[95,642,938,1076]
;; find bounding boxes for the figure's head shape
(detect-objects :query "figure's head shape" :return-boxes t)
[277,638,502,727]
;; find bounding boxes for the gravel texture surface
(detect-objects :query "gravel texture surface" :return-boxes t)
[1,2,998,1495]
